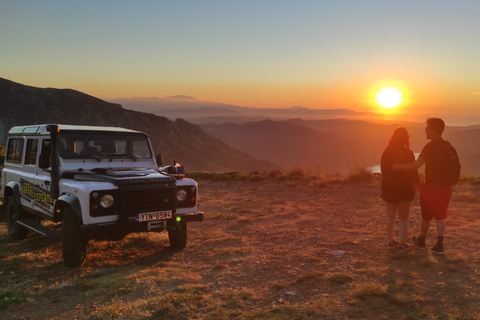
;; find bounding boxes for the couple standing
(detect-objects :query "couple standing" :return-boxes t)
[380,117,460,254]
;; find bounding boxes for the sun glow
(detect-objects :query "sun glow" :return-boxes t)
[375,87,403,109]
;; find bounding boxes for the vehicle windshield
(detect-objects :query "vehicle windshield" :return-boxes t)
[58,131,153,160]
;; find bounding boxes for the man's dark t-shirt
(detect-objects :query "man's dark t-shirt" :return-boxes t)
[419,137,453,185]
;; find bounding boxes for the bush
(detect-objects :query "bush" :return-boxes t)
[268,170,284,178]
[347,167,379,183]
[186,171,215,180]
[287,168,307,178]
[214,172,248,181]
[458,175,480,185]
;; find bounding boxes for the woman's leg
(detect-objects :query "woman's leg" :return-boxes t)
[397,201,412,244]
[385,202,397,242]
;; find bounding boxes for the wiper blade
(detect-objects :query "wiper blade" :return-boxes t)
[67,154,102,162]
[105,153,138,161]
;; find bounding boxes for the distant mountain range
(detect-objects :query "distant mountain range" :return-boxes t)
[110,95,480,176]
[0,77,276,172]
[110,96,385,124]
[3,77,480,176]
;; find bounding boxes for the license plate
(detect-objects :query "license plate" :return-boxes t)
[136,210,172,222]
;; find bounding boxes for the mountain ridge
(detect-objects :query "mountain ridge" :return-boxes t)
[0,77,276,172]
[110,96,382,124]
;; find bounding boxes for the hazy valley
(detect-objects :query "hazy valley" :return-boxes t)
[114,94,480,176]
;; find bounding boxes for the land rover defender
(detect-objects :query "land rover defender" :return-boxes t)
[0,124,204,267]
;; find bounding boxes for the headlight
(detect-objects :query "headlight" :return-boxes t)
[100,194,114,208]
[176,189,187,202]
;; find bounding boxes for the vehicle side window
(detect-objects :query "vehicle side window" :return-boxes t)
[41,139,52,168]
[25,139,39,165]
[6,138,25,163]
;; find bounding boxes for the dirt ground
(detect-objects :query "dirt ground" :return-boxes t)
[1,178,480,319]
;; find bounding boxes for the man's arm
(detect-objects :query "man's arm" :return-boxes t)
[391,156,425,171]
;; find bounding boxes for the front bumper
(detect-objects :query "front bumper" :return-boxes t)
[80,211,204,240]
[175,211,205,222]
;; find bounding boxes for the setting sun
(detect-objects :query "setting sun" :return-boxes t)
[375,87,403,109]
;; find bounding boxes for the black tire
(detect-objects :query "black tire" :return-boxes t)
[168,220,187,249]
[62,208,88,268]
[6,197,29,240]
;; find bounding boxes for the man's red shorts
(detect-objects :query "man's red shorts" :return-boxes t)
[419,183,452,221]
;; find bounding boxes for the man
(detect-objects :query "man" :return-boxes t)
[392,117,459,255]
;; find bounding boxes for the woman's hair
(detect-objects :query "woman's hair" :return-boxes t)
[387,126,410,149]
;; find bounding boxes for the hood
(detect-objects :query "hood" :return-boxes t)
[61,167,176,186]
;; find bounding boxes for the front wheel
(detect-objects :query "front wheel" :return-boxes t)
[62,208,88,268]
[7,197,29,240]
[168,220,187,249]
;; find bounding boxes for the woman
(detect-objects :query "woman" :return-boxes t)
[381,127,419,252]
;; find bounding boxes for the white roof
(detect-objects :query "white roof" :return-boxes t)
[8,124,142,135]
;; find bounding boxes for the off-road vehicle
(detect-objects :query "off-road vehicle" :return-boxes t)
[0,124,203,267]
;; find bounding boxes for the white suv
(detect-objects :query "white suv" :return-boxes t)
[0,124,203,267]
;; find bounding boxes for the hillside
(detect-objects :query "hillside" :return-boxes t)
[200,119,413,174]
[201,118,480,175]
[200,120,345,172]
[0,78,276,172]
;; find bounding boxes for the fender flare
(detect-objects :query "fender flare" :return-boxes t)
[4,181,21,204]
[55,193,83,223]
[0,182,21,218]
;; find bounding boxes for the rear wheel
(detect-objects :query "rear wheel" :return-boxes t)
[62,208,88,268]
[7,197,29,240]
[168,220,187,249]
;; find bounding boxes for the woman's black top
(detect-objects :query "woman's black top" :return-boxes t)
[381,145,419,202]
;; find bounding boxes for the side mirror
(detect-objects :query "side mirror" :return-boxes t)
[176,166,185,175]
[39,152,50,169]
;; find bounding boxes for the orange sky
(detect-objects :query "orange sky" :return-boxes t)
[2,1,480,125]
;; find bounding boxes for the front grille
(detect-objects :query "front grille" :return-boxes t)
[120,184,176,216]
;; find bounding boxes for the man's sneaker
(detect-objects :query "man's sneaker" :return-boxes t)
[398,243,411,253]
[412,236,426,249]
[431,242,445,255]
[388,239,399,250]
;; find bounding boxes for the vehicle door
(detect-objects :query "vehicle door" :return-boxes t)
[4,137,27,207]
[32,138,54,217]
[19,138,41,212]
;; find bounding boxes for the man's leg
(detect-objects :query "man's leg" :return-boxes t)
[420,219,430,238]
[435,219,446,237]
[431,219,446,254]
[430,185,450,255]
[415,183,432,249]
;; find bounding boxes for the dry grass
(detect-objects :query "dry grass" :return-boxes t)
[1,174,480,319]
